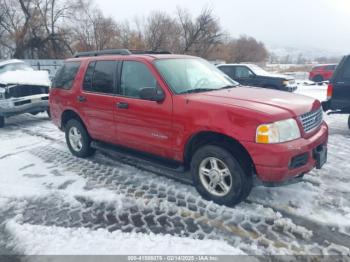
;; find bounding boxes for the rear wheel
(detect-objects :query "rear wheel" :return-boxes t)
[313,75,323,83]
[191,145,252,206]
[0,116,4,128]
[65,119,95,158]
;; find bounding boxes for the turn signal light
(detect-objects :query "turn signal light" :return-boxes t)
[256,125,270,144]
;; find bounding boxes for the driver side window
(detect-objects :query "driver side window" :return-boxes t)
[235,66,253,78]
[120,61,157,98]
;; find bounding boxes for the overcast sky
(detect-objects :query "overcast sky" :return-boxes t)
[96,0,350,55]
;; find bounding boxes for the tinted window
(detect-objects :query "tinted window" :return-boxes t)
[312,66,322,71]
[120,61,157,98]
[325,65,336,71]
[218,66,235,78]
[341,59,350,80]
[52,62,80,90]
[235,66,253,78]
[84,61,115,94]
[83,62,96,91]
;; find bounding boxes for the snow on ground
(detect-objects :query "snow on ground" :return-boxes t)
[5,220,244,255]
[0,83,349,257]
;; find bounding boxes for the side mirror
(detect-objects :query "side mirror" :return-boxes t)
[139,87,165,102]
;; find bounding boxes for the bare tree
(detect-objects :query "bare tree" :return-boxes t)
[72,1,122,52]
[145,11,181,52]
[0,1,269,61]
[0,0,79,58]
[177,7,223,57]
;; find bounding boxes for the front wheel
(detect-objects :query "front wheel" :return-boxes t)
[0,116,4,128]
[65,119,95,158]
[191,145,252,206]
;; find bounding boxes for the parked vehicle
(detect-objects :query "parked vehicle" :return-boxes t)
[50,49,328,206]
[0,59,51,127]
[217,64,297,92]
[309,64,337,83]
[322,55,350,128]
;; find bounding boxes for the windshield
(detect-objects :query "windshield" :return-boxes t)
[154,58,238,94]
[247,64,272,76]
[0,62,33,74]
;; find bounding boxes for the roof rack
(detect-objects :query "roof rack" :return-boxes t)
[74,49,172,58]
[74,49,131,58]
[129,50,172,55]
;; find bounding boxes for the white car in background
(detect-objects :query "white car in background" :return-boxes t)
[0,59,51,127]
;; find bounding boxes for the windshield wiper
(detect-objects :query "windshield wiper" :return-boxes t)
[218,84,239,90]
[179,88,215,94]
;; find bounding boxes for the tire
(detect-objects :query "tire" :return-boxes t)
[348,115,350,130]
[0,116,4,128]
[65,119,95,158]
[46,109,51,118]
[313,75,323,83]
[191,145,252,206]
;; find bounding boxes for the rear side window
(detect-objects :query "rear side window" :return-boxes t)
[83,61,116,94]
[52,62,80,90]
[341,59,350,80]
[325,65,336,71]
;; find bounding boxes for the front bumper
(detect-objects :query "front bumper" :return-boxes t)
[0,94,49,117]
[284,84,298,92]
[242,122,328,182]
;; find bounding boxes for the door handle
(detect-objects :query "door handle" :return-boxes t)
[77,96,87,102]
[117,102,129,109]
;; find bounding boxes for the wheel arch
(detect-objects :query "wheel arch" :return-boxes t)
[184,131,255,175]
[61,109,88,132]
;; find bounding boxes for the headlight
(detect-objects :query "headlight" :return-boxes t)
[256,118,301,144]
[282,80,289,86]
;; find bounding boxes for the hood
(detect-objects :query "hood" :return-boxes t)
[186,87,320,120]
[0,70,50,87]
[257,71,294,80]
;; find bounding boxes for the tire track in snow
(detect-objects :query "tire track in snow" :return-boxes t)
[24,145,349,255]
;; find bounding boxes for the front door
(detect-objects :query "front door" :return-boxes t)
[234,66,256,86]
[114,60,174,159]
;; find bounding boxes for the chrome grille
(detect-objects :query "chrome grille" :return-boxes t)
[299,107,323,133]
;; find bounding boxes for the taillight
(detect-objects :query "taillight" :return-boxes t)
[327,83,333,100]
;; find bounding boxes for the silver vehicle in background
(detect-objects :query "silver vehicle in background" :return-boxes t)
[0,59,51,127]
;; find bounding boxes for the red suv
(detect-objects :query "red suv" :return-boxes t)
[309,64,337,83]
[50,49,328,206]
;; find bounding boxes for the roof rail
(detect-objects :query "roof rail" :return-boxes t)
[130,50,172,55]
[74,49,172,58]
[74,49,132,58]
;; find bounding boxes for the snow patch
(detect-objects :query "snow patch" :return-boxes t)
[0,70,50,86]
[5,220,245,255]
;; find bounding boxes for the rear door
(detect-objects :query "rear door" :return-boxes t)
[78,60,118,143]
[331,56,350,111]
[114,60,175,159]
